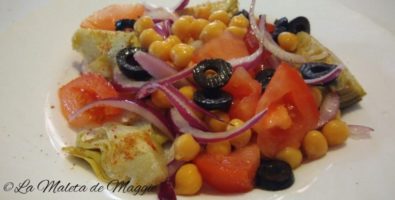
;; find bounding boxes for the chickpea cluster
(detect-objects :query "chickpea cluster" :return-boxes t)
[133,11,249,73]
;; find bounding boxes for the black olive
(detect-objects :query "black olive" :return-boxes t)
[255,69,275,91]
[288,16,310,34]
[233,9,250,20]
[116,47,152,81]
[272,26,288,42]
[193,59,233,90]
[274,17,289,28]
[193,90,233,111]
[115,19,136,31]
[255,159,294,191]
[300,62,337,80]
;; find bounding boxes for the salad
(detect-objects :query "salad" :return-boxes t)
[59,0,373,199]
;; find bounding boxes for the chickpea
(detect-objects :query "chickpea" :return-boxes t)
[226,119,252,149]
[208,10,231,25]
[134,15,154,34]
[204,110,230,132]
[174,134,201,161]
[151,89,172,109]
[172,15,195,42]
[226,26,247,38]
[275,147,303,169]
[139,28,163,49]
[206,141,231,155]
[170,43,195,70]
[303,130,328,160]
[199,20,226,42]
[175,164,202,195]
[179,85,197,100]
[189,18,209,39]
[278,32,299,52]
[322,119,349,146]
[149,41,172,61]
[229,14,249,28]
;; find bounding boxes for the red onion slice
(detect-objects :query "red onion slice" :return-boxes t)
[136,68,193,99]
[304,64,344,85]
[317,92,340,128]
[171,108,268,143]
[145,7,178,21]
[173,0,190,11]
[167,159,185,178]
[154,20,173,38]
[155,84,209,131]
[134,51,179,79]
[112,66,148,93]
[248,0,306,64]
[228,45,264,69]
[158,178,176,200]
[158,159,185,200]
[69,98,175,139]
[162,84,221,120]
[348,125,373,140]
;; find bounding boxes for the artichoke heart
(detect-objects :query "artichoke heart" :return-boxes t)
[63,147,111,182]
[295,32,366,109]
[177,0,239,16]
[63,122,168,186]
[72,28,140,78]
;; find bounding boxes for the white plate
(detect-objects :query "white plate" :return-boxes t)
[1,0,395,199]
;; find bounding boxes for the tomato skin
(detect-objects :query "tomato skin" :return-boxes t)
[194,144,260,193]
[265,23,275,33]
[193,31,249,63]
[80,4,145,31]
[223,67,261,121]
[254,63,319,158]
[244,27,261,53]
[243,27,274,77]
[59,73,120,127]
[229,96,259,122]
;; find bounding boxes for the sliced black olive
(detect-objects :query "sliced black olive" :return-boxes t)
[274,17,289,28]
[115,19,136,31]
[233,9,250,19]
[193,90,232,111]
[288,16,310,34]
[255,159,294,191]
[255,69,275,91]
[116,47,152,81]
[300,62,337,80]
[193,59,232,90]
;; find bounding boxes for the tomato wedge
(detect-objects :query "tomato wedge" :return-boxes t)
[194,144,260,193]
[223,67,261,121]
[59,73,120,128]
[254,63,319,158]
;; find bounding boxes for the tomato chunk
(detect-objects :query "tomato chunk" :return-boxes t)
[193,31,250,63]
[223,67,261,121]
[59,73,120,127]
[194,144,260,193]
[254,63,319,158]
[80,4,145,31]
